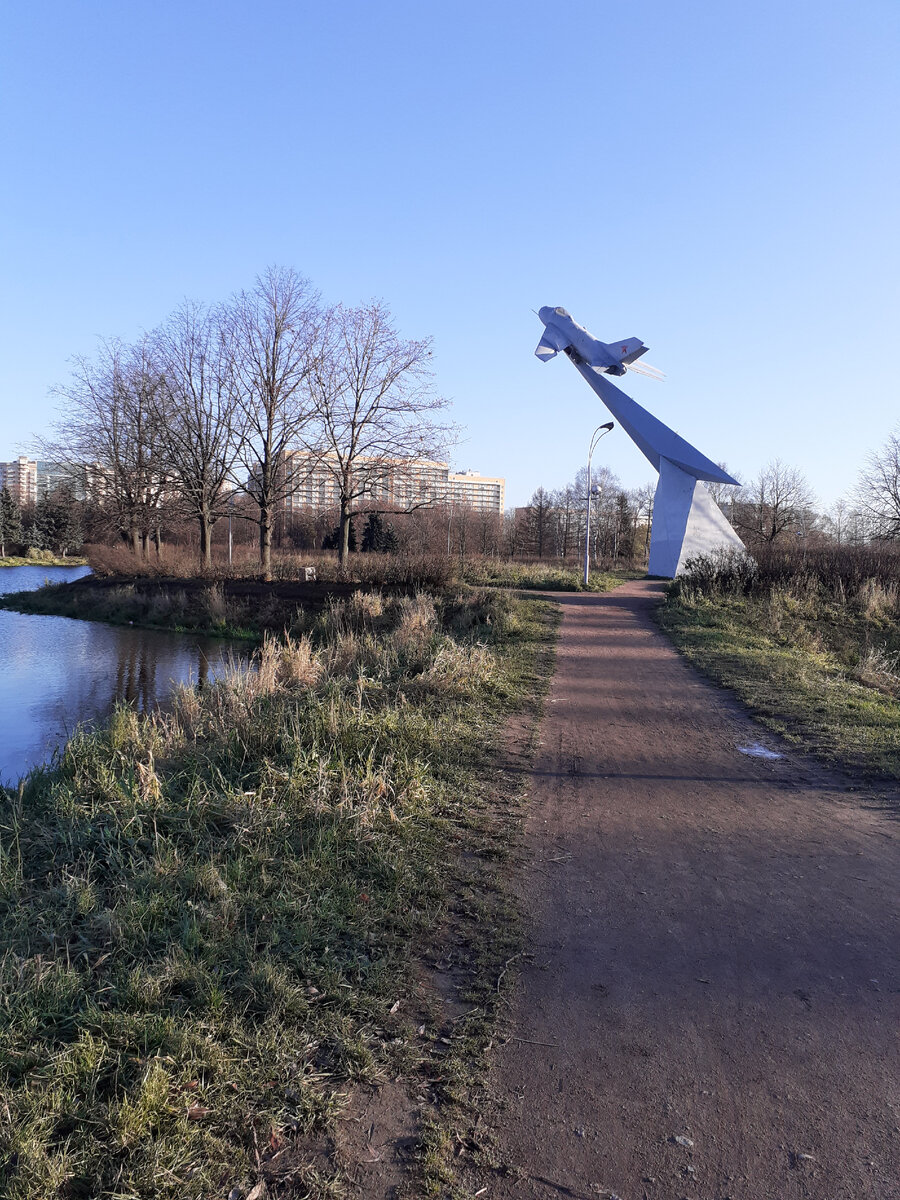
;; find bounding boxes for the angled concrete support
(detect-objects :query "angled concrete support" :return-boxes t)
[545,333,746,577]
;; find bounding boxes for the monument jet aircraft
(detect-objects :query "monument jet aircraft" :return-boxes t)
[534,305,664,379]
[534,305,745,576]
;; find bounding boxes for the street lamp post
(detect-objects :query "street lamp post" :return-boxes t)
[583,422,614,586]
[228,492,234,568]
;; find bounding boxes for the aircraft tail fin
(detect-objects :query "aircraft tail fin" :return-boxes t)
[610,337,648,364]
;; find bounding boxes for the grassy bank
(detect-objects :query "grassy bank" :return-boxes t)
[0,578,314,641]
[656,551,900,779]
[0,559,640,641]
[0,589,558,1199]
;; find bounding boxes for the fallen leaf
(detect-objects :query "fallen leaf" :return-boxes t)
[187,1102,211,1121]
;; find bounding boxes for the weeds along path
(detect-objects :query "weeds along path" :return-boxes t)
[466,579,900,1200]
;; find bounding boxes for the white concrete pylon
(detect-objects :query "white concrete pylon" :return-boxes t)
[649,457,745,577]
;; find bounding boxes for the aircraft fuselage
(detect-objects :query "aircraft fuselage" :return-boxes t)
[535,306,644,375]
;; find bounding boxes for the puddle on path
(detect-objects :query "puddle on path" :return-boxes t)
[737,742,783,760]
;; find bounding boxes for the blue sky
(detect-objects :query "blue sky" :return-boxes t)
[2,0,898,509]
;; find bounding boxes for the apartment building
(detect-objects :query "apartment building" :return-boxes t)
[445,468,505,514]
[0,456,99,505]
[36,461,82,499]
[279,452,505,516]
[0,456,38,506]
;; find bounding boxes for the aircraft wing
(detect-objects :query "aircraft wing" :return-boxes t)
[534,323,570,362]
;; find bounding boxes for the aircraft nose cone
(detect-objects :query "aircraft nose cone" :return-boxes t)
[537,306,556,323]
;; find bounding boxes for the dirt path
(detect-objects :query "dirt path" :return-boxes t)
[468,580,900,1200]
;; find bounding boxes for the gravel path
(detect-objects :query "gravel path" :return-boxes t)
[469,580,899,1200]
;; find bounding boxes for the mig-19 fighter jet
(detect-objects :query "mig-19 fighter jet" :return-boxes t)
[533,303,745,576]
[534,305,664,379]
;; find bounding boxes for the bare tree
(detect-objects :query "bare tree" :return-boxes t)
[573,463,620,560]
[734,459,816,546]
[154,300,243,566]
[448,501,477,559]
[48,336,169,556]
[306,301,454,565]
[228,266,321,578]
[706,462,742,512]
[632,482,655,558]
[823,496,851,545]
[523,487,554,558]
[503,507,525,557]
[855,427,900,540]
[474,509,502,556]
[551,485,578,558]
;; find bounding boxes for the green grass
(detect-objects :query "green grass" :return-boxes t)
[0,589,558,1199]
[656,581,900,779]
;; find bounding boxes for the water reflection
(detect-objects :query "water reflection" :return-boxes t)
[0,566,247,784]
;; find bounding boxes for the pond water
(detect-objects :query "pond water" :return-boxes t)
[0,565,248,785]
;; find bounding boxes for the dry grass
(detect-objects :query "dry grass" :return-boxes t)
[0,588,557,1199]
[658,548,900,777]
[83,541,646,594]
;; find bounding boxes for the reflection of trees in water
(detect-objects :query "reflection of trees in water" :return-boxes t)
[3,618,243,784]
[114,637,159,710]
[113,633,218,710]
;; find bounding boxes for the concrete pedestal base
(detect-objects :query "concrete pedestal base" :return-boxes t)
[648,457,745,577]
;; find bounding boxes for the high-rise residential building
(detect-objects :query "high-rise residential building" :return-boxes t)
[0,458,91,504]
[36,461,83,499]
[278,452,505,517]
[0,457,97,504]
[0,456,38,506]
[445,468,506,514]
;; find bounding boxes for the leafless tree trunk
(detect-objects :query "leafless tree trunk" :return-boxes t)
[228,266,321,579]
[154,301,243,568]
[305,301,455,567]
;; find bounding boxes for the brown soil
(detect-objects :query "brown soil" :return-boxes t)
[464,580,900,1200]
